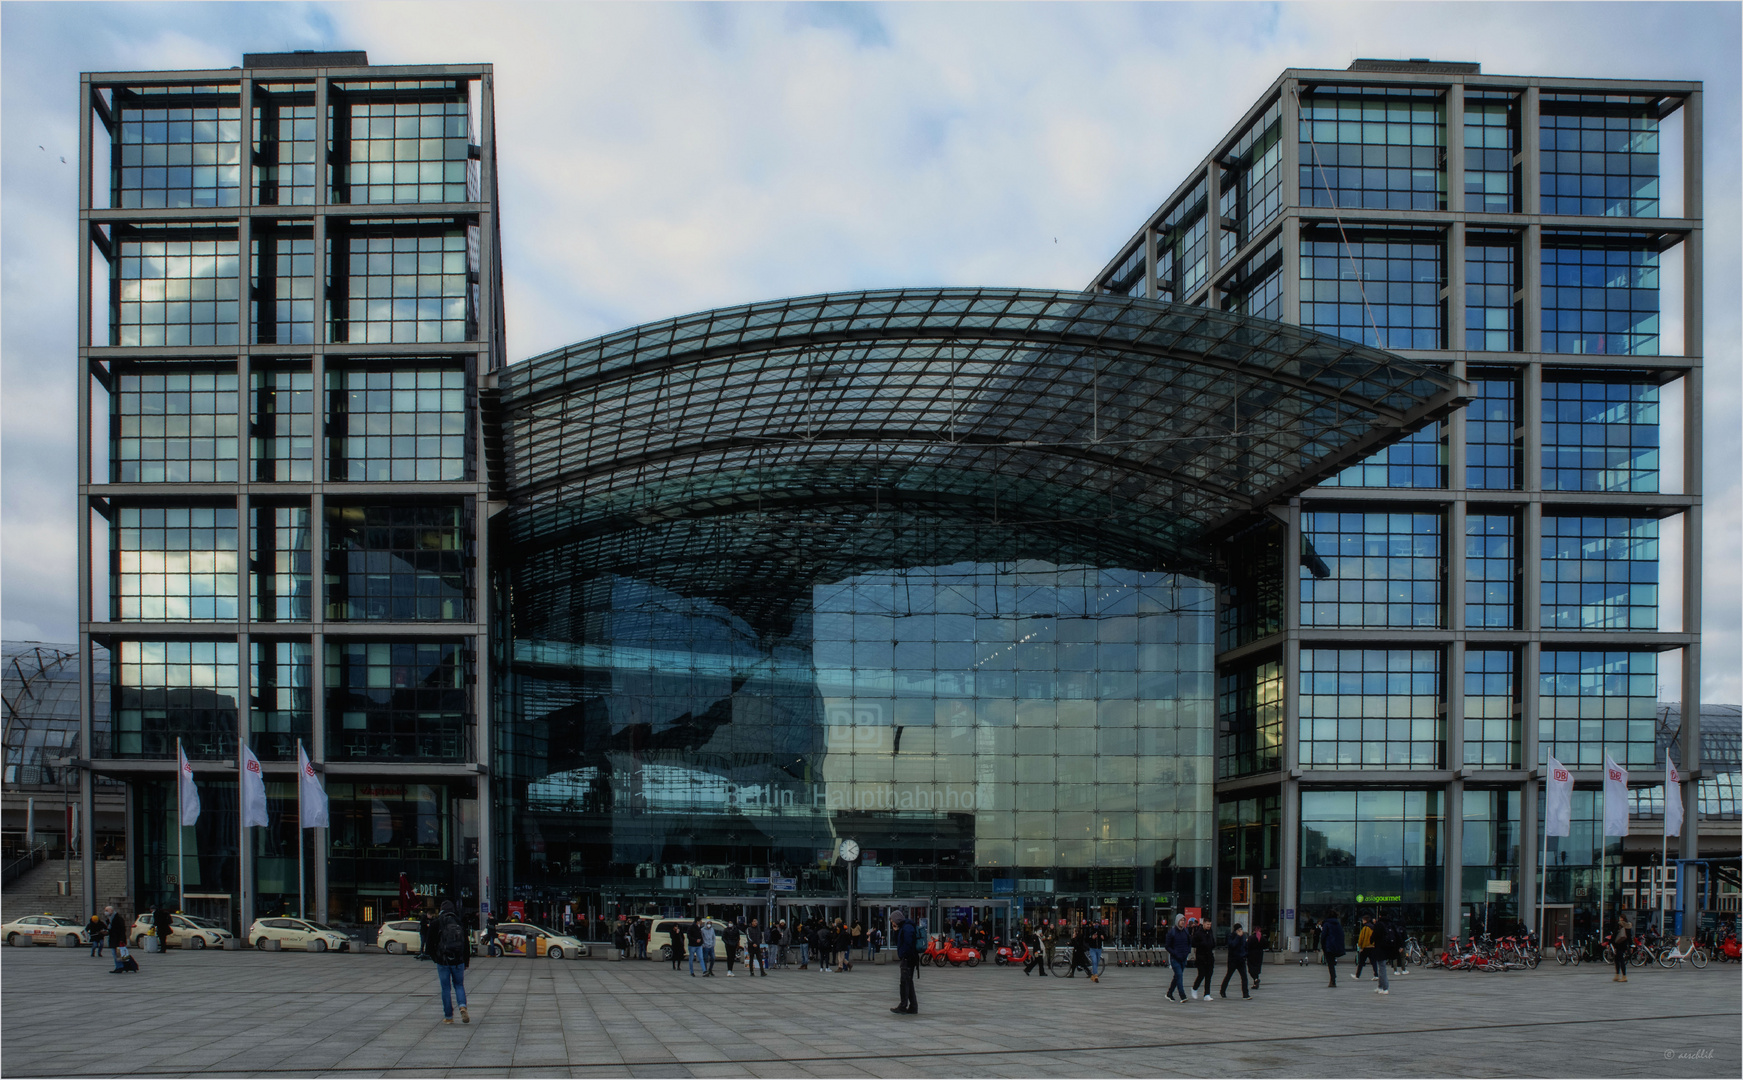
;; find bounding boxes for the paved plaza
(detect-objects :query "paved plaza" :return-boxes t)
[1,946,1737,1078]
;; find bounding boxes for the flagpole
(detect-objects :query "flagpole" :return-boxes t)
[176,738,185,911]
[1538,803,1549,940]
[297,740,306,920]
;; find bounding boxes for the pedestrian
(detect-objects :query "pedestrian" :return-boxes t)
[797,920,811,970]
[153,902,174,954]
[890,908,919,1015]
[1220,923,1251,999]
[1612,916,1632,983]
[104,906,130,973]
[1372,914,1395,995]
[870,925,883,963]
[1066,921,1094,979]
[722,920,740,977]
[432,900,471,1024]
[1022,923,1047,978]
[1320,911,1346,988]
[87,913,106,957]
[1190,919,1216,1001]
[1164,915,1191,1003]
[482,914,500,957]
[668,922,685,971]
[747,919,765,976]
[417,910,433,959]
[838,920,854,972]
[1354,915,1375,979]
[685,918,705,976]
[700,919,717,976]
[769,920,785,969]
[1086,919,1107,981]
[634,917,649,960]
[1246,926,1264,988]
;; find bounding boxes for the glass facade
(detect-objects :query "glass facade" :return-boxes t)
[1300,227,1444,350]
[1219,98,1284,259]
[1460,789,1521,927]
[1465,512,1518,629]
[250,640,311,761]
[251,82,316,207]
[113,368,239,484]
[326,640,471,762]
[250,505,312,622]
[1542,377,1659,492]
[113,89,242,209]
[1300,789,1443,931]
[1464,374,1519,489]
[250,367,315,482]
[250,227,316,345]
[1154,179,1209,301]
[324,502,470,621]
[1539,516,1657,630]
[1464,93,1519,213]
[1300,510,1443,628]
[1541,232,1659,356]
[327,367,469,481]
[114,506,239,621]
[1539,94,1659,218]
[1298,85,1445,211]
[1299,649,1444,769]
[1321,423,1444,489]
[330,226,474,344]
[1218,656,1282,780]
[1538,650,1657,768]
[1463,650,1520,767]
[1465,235,1520,351]
[113,640,240,760]
[332,91,472,205]
[113,229,241,347]
[1220,234,1283,321]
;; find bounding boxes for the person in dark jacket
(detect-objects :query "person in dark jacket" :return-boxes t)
[1320,912,1346,987]
[432,900,470,1024]
[104,906,130,972]
[1246,926,1264,988]
[417,911,433,958]
[1065,921,1093,979]
[1371,914,1394,994]
[685,918,705,976]
[1612,916,1632,982]
[634,917,650,960]
[1220,923,1251,998]
[1164,915,1192,1002]
[153,903,174,954]
[890,908,919,1014]
[668,923,685,971]
[747,919,766,976]
[1190,921,1216,1001]
[88,913,107,957]
[1022,923,1047,978]
[1085,920,1108,981]
[721,921,741,977]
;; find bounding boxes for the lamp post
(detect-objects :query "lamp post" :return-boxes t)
[50,756,73,901]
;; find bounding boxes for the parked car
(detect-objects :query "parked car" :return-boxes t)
[3,914,89,948]
[647,918,735,960]
[377,919,423,954]
[482,921,588,959]
[130,913,234,950]
[247,917,353,952]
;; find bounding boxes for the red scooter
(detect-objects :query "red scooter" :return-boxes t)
[993,937,1034,966]
[920,937,982,967]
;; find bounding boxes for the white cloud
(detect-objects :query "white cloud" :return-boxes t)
[4,1,1739,699]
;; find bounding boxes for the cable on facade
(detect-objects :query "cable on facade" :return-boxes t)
[1291,85,1387,352]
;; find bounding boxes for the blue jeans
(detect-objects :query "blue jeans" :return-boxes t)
[437,963,467,1017]
[688,945,704,974]
[1167,957,1186,998]
[1088,947,1103,976]
[1374,958,1389,991]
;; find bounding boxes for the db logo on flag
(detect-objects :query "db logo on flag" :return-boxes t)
[246,759,261,774]
[1608,768,1623,781]
[1552,768,1570,782]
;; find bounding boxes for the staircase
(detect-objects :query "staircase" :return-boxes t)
[1,858,128,921]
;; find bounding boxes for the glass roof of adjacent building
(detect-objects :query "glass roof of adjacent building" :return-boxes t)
[2,641,110,788]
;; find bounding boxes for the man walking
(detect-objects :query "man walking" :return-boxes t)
[747,918,766,976]
[1371,913,1394,995]
[1022,922,1047,978]
[1354,915,1375,980]
[1189,919,1216,1001]
[153,902,174,954]
[104,906,130,973]
[1164,915,1191,1003]
[891,908,919,1014]
[685,918,705,976]
[1321,911,1346,988]
[700,920,717,976]
[432,900,471,1024]
[1247,925,1264,989]
[721,920,740,977]
[1219,923,1251,999]
[1086,919,1107,982]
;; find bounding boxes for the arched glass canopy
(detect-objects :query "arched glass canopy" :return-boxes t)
[489,287,1466,630]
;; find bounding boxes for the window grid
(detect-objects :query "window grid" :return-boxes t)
[1463,95,1519,213]
[1465,238,1520,351]
[1465,512,1518,629]
[1465,375,1520,490]
[326,640,471,762]
[1217,657,1283,780]
[251,367,315,482]
[1540,516,1658,631]
[1219,99,1284,261]
[1300,228,1444,350]
[330,229,473,344]
[114,640,239,760]
[250,505,312,622]
[1541,233,1659,356]
[1539,95,1659,218]
[251,640,312,761]
[114,232,241,347]
[1300,649,1444,769]
[113,369,239,483]
[1463,649,1521,767]
[1155,179,1209,301]
[1538,650,1657,768]
[251,85,316,207]
[334,98,470,205]
[324,502,471,622]
[251,231,316,344]
[327,367,467,482]
[1101,246,1145,297]
[1298,85,1445,212]
[1220,234,1283,322]
[114,506,239,622]
[1321,423,1444,489]
[114,99,242,209]
[1542,378,1659,492]
[1300,510,1443,629]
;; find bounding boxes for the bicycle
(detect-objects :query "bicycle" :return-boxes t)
[1654,939,1709,969]
[1553,934,1583,966]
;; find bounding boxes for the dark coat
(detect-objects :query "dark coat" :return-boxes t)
[107,912,129,947]
[1191,926,1215,963]
[1226,931,1248,962]
[154,907,174,941]
[1165,926,1193,962]
[1321,918,1346,958]
[894,918,919,959]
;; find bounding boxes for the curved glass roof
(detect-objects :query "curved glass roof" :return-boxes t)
[2,641,111,788]
[492,288,1466,625]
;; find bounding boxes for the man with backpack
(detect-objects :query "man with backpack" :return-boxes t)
[1371,914,1396,995]
[432,900,471,1024]
[1320,911,1346,988]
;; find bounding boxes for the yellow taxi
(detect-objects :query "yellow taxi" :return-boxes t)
[376,919,423,954]
[2,914,90,948]
[483,921,588,959]
[129,913,234,950]
[246,916,355,952]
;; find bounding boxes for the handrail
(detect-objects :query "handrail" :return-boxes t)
[1,842,50,889]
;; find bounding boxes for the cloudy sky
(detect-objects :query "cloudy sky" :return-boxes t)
[3,1,1738,701]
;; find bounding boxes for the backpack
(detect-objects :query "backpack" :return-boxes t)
[1379,922,1400,949]
[436,914,468,964]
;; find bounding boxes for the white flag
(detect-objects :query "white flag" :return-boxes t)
[177,742,201,826]
[1664,758,1684,838]
[1602,753,1630,837]
[297,743,329,829]
[239,745,269,829]
[1545,755,1574,837]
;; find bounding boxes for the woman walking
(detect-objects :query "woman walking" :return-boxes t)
[1247,926,1264,988]
[1612,916,1633,982]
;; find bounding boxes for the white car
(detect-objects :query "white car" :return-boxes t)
[247,917,354,952]
[482,921,588,959]
[377,919,423,954]
[648,918,736,960]
[130,913,234,950]
[3,914,89,948]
